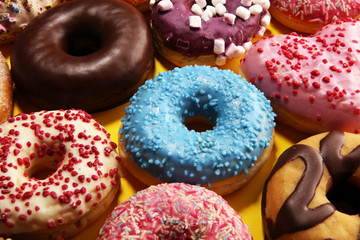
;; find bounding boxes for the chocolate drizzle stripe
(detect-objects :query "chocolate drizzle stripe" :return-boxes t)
[264,131,360,239]
[265,144,335,239]
[321,131,360,184]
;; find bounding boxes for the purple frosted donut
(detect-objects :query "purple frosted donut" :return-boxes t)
[151,0,271,66]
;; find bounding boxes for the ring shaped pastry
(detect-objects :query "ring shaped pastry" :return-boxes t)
[151,0,271,66]
[263,131,360,239]
[98,183,253,239]
[269,0,360,34]
[0,110,120,239]
[119,65,275,195]
[11,0,154,112]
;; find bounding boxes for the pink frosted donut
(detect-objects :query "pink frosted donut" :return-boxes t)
[0,109,121,239]
[98,183,253,239]
[240,19,360,134]
[269,0,360,34]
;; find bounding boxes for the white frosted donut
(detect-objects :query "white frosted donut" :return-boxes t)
[0,109,121,239]
[0,0,64,44]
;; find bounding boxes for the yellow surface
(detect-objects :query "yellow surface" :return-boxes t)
[0,18,311,240]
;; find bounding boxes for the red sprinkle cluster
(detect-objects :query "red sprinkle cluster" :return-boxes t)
[0,109,120,233]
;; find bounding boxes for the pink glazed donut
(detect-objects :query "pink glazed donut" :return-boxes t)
[240,19,360,134]
[98,183,253,240]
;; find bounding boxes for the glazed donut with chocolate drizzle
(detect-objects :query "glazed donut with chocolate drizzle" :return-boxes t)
[11,0,154,112]
[240,19,360,134]
[262,131,360,239]
[269,0,360,34]
[0,109,120,239]
[151,0,271,66]
[0,0,64,44]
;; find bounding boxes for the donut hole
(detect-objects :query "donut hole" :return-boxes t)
[326,182,360,215]
[64,28,102,57]
[182,94,217,132]
[184,115,215,132]
[26,160,58,180]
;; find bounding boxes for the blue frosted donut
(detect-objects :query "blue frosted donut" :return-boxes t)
[119,65,276,195]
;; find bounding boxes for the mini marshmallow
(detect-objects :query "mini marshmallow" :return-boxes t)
[212,0,226,6]
[215,56,227,66]
[189,15,202,28]
[149,0,156,9]
[252,0,265,5]
[225,43,245,58]
[253,0,270,9]
[191,4,203,16]
[215,3,226,16]
[214,38,225,54]
[242,41,252,51]
[158,0,173,11]
[256,25,266,37]
[201,10,212,21]
[195,0,207,9]
[240,0,252,7]
[205,5,216,16]
[261,13,271,27]
[236,6,250,20]
[262,0,270,10]
[223,13,236,25]
[204,8,215,18]
[249,4,263,15]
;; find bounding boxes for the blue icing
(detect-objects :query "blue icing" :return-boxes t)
[120,65,276,185]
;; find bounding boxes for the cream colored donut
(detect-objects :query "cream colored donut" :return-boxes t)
[0,52,12,124]
[0,0,65,44]
[0,109,121,239]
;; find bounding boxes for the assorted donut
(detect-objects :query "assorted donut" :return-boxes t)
[11,0,154,112]
[269,0,360,34]
[0,52,12,124]
[3,0,360,239]
[240,19,360,134]
[0,0,65,44]
[98,182,253,239]
[0,109,121,239]
[262,131,360,239]
[119,65,275,195]
[151,0,271,66]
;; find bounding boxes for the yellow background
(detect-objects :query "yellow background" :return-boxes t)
[0,17,311,240]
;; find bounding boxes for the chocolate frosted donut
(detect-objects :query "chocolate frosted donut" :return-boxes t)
[11,0,154,112]
[262,131,360,239]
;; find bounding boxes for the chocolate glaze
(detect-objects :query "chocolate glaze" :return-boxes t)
[11,0,154,112]
[263,131,360,239]
[151,0,267,57]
